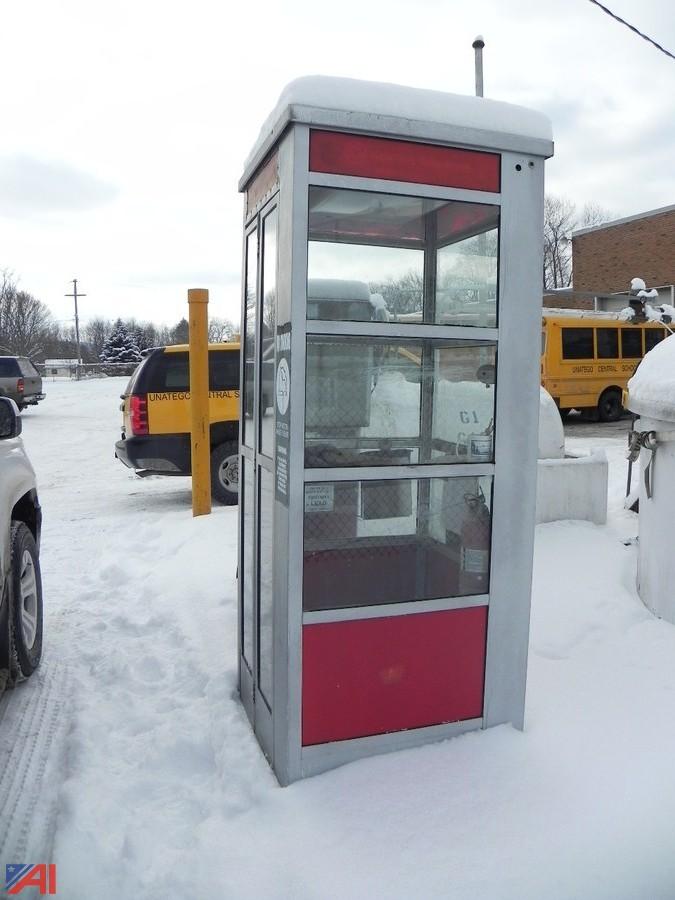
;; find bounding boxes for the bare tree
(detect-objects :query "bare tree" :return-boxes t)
[543,196,577,290]
[208,316,236,343]
[543,196,612,290]
[84,317,112,360]
[0,273,53,357]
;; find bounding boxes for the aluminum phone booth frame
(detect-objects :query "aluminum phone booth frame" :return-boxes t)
[237,77,553,785]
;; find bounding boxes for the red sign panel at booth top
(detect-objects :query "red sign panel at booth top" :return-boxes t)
[309,131,500,193]
[302,607,487,746]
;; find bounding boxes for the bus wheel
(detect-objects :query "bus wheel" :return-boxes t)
[598,389,622,422]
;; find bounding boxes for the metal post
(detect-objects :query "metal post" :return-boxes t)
[188,288,212,517]
[472,35,485,98]
[65,278,86,377]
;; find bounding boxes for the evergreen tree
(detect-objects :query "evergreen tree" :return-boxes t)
[171,318,189,344]
[99,319,142,363]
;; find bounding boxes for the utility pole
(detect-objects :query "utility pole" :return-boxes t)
[65,278,86,374]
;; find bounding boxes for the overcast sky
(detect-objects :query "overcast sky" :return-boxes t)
[1,0,673,328]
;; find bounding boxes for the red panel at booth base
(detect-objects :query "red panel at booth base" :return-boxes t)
[309,130,501,193]
[302,607,487,746]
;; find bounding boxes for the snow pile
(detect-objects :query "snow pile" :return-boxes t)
[244,75,552,174]
[627,333,675,420]
[631,277,647,292]
[538,387,564,459]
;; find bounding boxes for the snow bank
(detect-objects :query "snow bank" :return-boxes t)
[627,333,675,420]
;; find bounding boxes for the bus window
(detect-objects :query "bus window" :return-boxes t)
[645,328,665,353]
[541,329,546,355]
[597,328,618,359]
[562,328,593,360]
[621,329,642,358]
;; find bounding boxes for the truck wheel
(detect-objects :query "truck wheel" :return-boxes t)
[598,389,622,422]
[211,441,239,505]
[8,522,43,679]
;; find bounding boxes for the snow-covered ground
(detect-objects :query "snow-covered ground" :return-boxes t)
[3,379,675,899]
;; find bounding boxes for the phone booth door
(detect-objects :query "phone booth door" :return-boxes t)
[239,200,278,760]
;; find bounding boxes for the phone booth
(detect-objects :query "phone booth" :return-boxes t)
[238,76,553,784]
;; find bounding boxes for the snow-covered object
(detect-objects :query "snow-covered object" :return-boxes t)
[626,334,675,621]
[626,334,675,420]
[538,388,564,459]
[242,75,552,178]
[307,278,370,302]
[639,289,659,300]
[645,303,663,322]
[631,277,647,292]
[536,448,608,525]
[535,389,607,524]
[619,307,635,321]
[633,409,675,623]
[369,293,390,322]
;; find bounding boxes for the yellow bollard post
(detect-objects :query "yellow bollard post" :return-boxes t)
[188,288,212,517]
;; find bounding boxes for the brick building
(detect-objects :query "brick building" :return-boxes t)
[571,204,675,310]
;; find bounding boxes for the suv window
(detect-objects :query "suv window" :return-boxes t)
[0,358,20,377]
[18,358,39,377]
[146,349,239,392]
[209,350,239,391]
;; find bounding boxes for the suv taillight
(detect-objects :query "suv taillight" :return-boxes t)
[17,377,24,394]
[129,394,148,436]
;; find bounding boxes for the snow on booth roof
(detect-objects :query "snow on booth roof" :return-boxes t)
[627,334,675,421]
[241,75,553,185]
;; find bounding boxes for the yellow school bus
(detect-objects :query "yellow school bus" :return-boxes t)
[541,311,669,420]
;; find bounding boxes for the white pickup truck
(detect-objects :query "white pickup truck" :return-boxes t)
[0,397,43,693]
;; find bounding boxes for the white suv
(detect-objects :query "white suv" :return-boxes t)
[0,397,43,692]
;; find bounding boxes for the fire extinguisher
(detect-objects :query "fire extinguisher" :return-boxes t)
[459,488,491,595]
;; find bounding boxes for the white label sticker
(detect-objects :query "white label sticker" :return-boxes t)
[461,548,489,574]
[468,435,492,461]
[304,484,335,513]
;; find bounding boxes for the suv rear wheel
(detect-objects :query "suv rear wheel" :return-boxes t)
[210,441,239,505]
[9,522,43,680]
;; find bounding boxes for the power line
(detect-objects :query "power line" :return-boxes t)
[587,0,675,61]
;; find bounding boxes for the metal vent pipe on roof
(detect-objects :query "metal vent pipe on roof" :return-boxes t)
[472,35,485,98]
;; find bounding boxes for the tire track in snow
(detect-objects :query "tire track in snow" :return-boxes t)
[0,656,70,878]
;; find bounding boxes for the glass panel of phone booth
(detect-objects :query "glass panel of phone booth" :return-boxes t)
[303,475,493,611]
[304,336,496,467]
[241,459,255,667]
[306,186,498,326]
[243,229,258,447]
[260,209,277,457]
[258,467,274,708]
